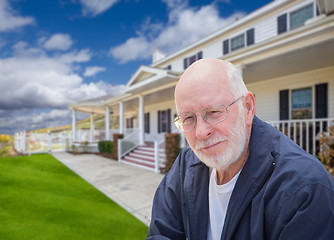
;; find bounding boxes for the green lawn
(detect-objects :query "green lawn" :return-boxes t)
[0,154,148,240]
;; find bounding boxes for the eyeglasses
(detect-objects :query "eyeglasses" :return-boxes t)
[173,96,243,132]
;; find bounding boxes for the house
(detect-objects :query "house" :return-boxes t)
[69,0,334,172]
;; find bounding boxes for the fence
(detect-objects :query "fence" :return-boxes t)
[14,131,72,154]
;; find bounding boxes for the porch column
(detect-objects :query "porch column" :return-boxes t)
[90,114,94,142]
[72,110,77,142]
[139,95,144,145]
[119,102,124,134]
[105,106,110,140]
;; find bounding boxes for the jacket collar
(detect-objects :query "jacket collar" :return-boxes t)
[221,116,277,239]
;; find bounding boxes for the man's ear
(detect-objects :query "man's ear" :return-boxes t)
[244,91,255,125]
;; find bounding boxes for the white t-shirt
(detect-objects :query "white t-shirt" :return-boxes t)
[207,168,241,240]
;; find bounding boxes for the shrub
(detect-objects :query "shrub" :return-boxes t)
[0,134,10,143]
[319,122,334,177]
[164,133,181,173]
[98,140,113,154]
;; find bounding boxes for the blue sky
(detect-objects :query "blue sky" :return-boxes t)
[0,0,272,135]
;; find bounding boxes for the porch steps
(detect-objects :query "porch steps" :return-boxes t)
[122,145,165,171]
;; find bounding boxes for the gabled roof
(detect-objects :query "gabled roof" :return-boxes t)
[125,65,179,94]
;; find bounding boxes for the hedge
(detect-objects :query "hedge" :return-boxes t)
[98,140,113,154]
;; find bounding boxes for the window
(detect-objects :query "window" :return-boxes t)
[188,55,197,66]
[291,88,312,119]
[277,4,314,34]
[290,4,313,29]
[165,65,171,70]
[126,117,134,128]
[144,113,150,133]
[231,34,245,51]
[183,51,203,69]
[158,109,171,133]
[223,28,255,55]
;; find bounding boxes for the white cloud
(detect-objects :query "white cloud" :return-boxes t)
[0,42,110,111]
[31,109,70,124]
[0,41,120,134]
[84,66,106,77]
[0,109,73,134]
[41,33,73,51]
[110,1,245,63]
[0,0,34,32]
[79,0,119,16]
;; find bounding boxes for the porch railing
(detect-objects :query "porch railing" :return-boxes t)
[267,118,334,156]
[73,129,121,143]
[118,128,140,161]
[154,138,166,173]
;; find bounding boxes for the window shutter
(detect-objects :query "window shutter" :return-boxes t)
[197,51,203,60]
[158,111,161,133]
[277,14,287,34]
[223,39,229,55]
[183,58,188,69]
[246,28,255,46]
[280,90,289,120]
[167,109,171,133]
[131,117,134,128]
[147,112,150,133]
[315,83,328,118]
[145,113,150,134]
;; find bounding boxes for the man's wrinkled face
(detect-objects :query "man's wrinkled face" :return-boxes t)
[189,105,247,171]
[175,60,248,171]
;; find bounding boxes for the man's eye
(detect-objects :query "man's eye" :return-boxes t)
[206,110,222,118]
[182,116,194,124]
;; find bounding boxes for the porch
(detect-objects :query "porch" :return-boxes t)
[14,118,333,171]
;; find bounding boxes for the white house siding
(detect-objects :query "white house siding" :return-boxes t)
[157,0,320,73]
[144,100,177,142]
[254,13,278,43]
[247,66,334,121]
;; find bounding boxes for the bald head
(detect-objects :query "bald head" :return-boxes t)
[175,59,247,113]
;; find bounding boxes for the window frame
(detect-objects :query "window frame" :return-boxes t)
[277,2,315,34]
[231,33,245,51]
[183,51,203,69]
[291,87,313,120]
[289,3,314,30]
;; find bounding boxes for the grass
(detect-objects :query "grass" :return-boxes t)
[0,154,148,240]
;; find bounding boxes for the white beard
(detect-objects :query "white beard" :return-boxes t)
[192,111,247,171]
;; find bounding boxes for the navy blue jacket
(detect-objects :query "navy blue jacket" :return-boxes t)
[147,116,334,240]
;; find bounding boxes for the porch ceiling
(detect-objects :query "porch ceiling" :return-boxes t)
[242,18,334,84]
[72,105,105,115]
[244,38,334,84]
[107,86,176,116]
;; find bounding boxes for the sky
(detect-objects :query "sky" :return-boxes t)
[0,0,272,135]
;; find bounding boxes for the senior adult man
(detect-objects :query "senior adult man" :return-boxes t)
[147,59,334,240]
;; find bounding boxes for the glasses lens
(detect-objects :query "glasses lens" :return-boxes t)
[174,113,196,132]
[203,105,227,124]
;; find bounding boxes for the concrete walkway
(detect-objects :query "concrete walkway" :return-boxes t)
[52,152,164,226]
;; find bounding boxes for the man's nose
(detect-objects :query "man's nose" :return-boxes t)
[195,115,213,140]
